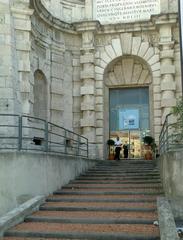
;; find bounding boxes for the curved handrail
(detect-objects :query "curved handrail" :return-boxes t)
[0,114,88,158]
[159,113,183,154]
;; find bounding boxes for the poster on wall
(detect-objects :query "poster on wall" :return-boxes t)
[119,109,139,130]
[93,0,161,24]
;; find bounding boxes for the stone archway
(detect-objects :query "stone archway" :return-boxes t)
[94,34,160,159]
[103,56,153,159]
[105,56,152,87]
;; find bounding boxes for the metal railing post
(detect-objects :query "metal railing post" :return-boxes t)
[45,121,48,152]
[18,116,22,151]
[77,135,80,156]
[65,130,67,154]
[166,117,169,151]
[87,138,89,158]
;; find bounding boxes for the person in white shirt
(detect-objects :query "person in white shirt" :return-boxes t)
[114,136,122,160]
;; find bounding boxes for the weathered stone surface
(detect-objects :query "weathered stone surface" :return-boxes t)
[157,197,179,240]
[80,54,94,64]
[161,65,175,75]
[0,0,180,161]
[120,33,132,55]
[80,86,94,95]
[161,98,176,107]
[132,37,141,55]
[111,38,122,57]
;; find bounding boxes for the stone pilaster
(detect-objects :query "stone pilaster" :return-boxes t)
[158,23,176,123]
[76,21,99,158]
[11,2,34,115]
[50,43,65,126]
[84,0,93,20]
[0,1,21,115]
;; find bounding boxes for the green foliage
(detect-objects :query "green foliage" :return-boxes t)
[143,136,154,145]
[107,139,115,146]
[143,135,156,153]
[171,99,183,128]
[171,99,183,141]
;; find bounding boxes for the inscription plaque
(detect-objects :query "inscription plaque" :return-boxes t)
[94,0,160,24]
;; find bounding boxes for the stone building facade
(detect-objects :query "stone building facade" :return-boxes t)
[0,0,181,159]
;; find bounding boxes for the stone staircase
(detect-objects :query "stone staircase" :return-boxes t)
[3,159,163,240]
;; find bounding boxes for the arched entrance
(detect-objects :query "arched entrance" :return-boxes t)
[104,56,153,159]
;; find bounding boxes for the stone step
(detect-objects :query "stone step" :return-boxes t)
[58,189,162,195]
[39,206,156,212]
[70,180,162,184]
[63,184,162,189]
[25,216,156,225]
[47,192,160,199]
[2,159,162,240]
[84,171,160,176]
[93,165,156,168]
[47,194,161,202]
[42,201,156,209]
[32,210,158,221]
[80,173,160,177]
[92,167,157,171]
[46,197,157,203]
[95,160,155,164]
[4,231,160,240]
[53,190,163,195]
[93,168,157,171]
[5,222,160,240]
[76,176,160,180]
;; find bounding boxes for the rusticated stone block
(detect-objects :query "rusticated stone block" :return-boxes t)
[121,33,132,55]
[80,117,96,127]
[161,98,176,107]
[80,69,95,79]
[81,102,95,111]
[80,86,94,95]
[132,37,141,55]
[105,45,116,59]
[80,54,94,64]
[160,49,174,59]
[161,65,175,75]
[161,81,176,91]
[111,38,122,57]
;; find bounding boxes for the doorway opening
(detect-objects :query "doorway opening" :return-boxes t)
[109,87,150,159]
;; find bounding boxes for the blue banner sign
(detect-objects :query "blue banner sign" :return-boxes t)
[119,109,139,130]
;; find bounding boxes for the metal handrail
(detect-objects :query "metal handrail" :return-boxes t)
[0,114,88,158]
[159,113,183,154]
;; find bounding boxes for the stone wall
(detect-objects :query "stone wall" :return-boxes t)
[40,0,178,23]
[0,0,21,115]
[158,150,183,198]
[30,2,82,130]
[0,152,98,217]
[41,0,85,23]
[0,0,181,159]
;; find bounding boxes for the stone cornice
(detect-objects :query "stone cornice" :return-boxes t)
[152,13,178,26]
[97,13,178,34]
[30,1,179,35]
[11,7,34,16]
[30,0,76,34]
[74,20,101,32]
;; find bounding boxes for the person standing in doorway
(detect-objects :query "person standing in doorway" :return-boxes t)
[114,136,122,160]
[123,141,128,159]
